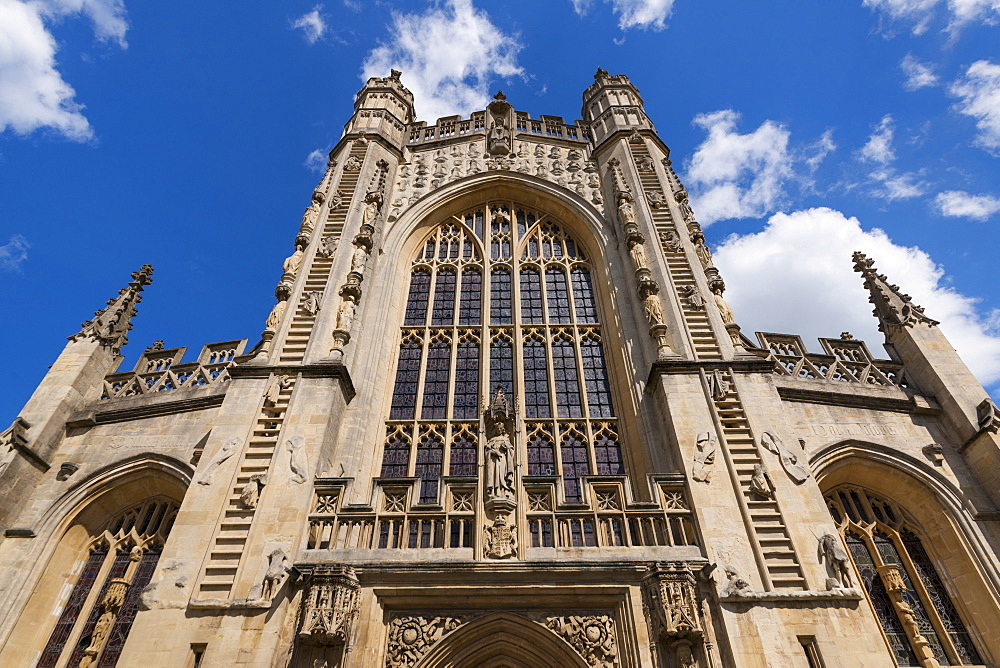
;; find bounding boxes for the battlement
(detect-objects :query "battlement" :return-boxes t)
[100,339,247,401]
[406,109,591,146]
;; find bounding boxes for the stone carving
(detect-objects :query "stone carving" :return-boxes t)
[485,513,518,558]
[487,118,511,156]
[922,443,944,466]
[660,230,681,253]
[643,563,703,641]
[483,386,516,503]
[819,533,853,589]
[643,292,665,326]
[263,374,291,406]
[329,189,343,210]
[56,462,79,481]
[674,188,695,222]
[79,577,129,667]
[264,300,287,332]
[637,156,656,172]
[300,198,321,234]
[287,435,308,484]
[335,297,357,333]
[976,398,1000,433]
[878,563,940,666]
[692,432,716,483]
[317,236,338,259]
[362,190,383,227]
[386,616,463,668]
[708,369,729,401]
[298,565,360,647]
[681,285,705,310]
[713,288,734,325]
[197,436,240,486]
[628,239,647,270]
[690,230,712,269]
[545,615,618,668]
[303,291,323,316]
[760,431,810,483]
[722,565,754,597]
[646,190,666,208]
[343,155,362,171]
[259,548,287,600]
[749,464,774,499]
[616,192,635,225]
[350,245,368,274]
[283,245,305,276]
[853,252,939,333]
[239,473,267,509]
[70,265,153,356]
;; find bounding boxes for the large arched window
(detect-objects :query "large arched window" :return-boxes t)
[381,203,622,504]
[825,486,982,666]
[36,497,178,668]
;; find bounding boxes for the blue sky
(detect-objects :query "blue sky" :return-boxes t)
[2,0,999,418]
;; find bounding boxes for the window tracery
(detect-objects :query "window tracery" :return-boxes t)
[825,486,982,666]
[381,203,623,503]
[38,497,179,668]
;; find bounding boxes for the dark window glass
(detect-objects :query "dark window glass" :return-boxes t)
[581,336,614,417]
[527,430,556,476]
[491,211,511,259]
[420,339,452,420]
[594,430,624,475]
[571,267,598,322]
[67,549,131,667]
[516,210,527,239]
[490,268,512,324]
[520,268,543,324]
[97,548,161,667]
[458,270,482,325]
[37,548,108,667]
[523,338,551,419]
[414,431,444,504]
[453,339,480,420]
[403,269,431,326]
[901,530,982,664]
[389,338,422,420]
[430,269,456,325]
[545,267,572,323]
[380,431,411,478]
[449,428,478,477]
[846,533,918,666]
[560,431,590,503]
[551,336,583,418]
[490,336,514,398]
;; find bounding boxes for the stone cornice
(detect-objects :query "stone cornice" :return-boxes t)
[647,358,774,385]
[230,363,356,401]
[773,381,938,415]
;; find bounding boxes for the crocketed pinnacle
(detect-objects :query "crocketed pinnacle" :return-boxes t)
[69,265,154,355]
[852,252,938,334]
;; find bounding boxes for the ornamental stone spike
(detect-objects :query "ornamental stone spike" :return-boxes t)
[851,251,938,335]
[69,264,154,355]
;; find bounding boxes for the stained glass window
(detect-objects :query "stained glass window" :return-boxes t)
[414,429,445,504]
[523,336,551,419]
[826,486,983,666]
[490,268,512,324]
[452,337,480,420]
[551,334,583,418]
[560,430,590,503]
[458,270,482,325]
[430,269,456,325]
[420,337,451,420]
[389,336,422,421]
[520,268,543,324]
[381,428,411,478]
[404,269,431,326]
[527,427,556,476]
[545,267,571,323]
[449,427,478,476]
[36,548,108,667]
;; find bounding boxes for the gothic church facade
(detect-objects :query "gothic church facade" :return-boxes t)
[1,70,999,668]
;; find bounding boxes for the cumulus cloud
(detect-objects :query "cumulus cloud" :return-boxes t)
[0,234,30,270]
[571,0,675,30]
[362,0,523,122]
[900,53,939,90]
[714,207,1000,387]
[304,147,330,172]
[934,190,1000,220]
[682,110,833,225]
[862,0,1000,36]
[291,5,327,44]
[0,0,127,141]
[949,59,1000,155]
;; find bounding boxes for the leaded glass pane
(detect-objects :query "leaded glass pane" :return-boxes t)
[389,338,422,421]
[581,335,614,417]
[414,430,444,504]
[97,549,160,667]
[594,428,624,475]
[545,267,571,323]
[489,335,514,397]
[571,267,598,322]
[453,338,480,420]
[527,428,556,476]
[430,269,456,325]
[490,268,512,324]
[420,339,451,420]
[67,549,131,667]
[846,533,918,666]
[37,548,108,668]
[449,427,478,477]
[523,337,551,419]
[520,268,543,324]
[551,335,583,418]
[902,531,981,664]
[404,270,431,326]
[458,270,482,325]
[560,430,590,503]
[380,429,411,478]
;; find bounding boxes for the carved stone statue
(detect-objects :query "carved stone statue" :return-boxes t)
[545,616,618,668]
[643,293,665,326]
[484,422,515,502]
[819,533,853,589]
[660,230,681,253]
[682,285,705,310]
[691,231,712,269]
[287,435,308,484]
[300,201,320,233]
[264,300,286,332]
[628,240,647,270]
[335,297,357,332]
[487,118,511,155]
[616,193,635,224]
[239,473,268,508]
[485,513,517,558]
[260,548,287,600]
[197,436,240,486]
[749,464,774,499]
[298,566,360,648]
[283,245,305,276]
[343,155,362,171]
[317,236,338,259]
[722,565,754,596]
[692,432,716,483]
[362,192,382,226]
[760,431,810,483]
[263,374,290,406]
[713,288,735,324]
[350,245,367,273]
[303,291,323,316]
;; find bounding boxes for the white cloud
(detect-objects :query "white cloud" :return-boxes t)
[291,5,327,44]
[714,207,1000,387]
[304,147,330,172]
[934,190,1000,220]
[682,110,795,224]
[804,128,837,173]
[858,114,896,164]
[362,0,523,122]
[0,234,29,270]
[901,53,939,90]
[870,168,929,199]
[570,0,675,30]
[0,0,127,141]
[949,60,1000,155]
[862,0,1000,36]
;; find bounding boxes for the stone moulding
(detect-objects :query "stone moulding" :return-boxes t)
[722,588,863,603]
[230,362,356,401]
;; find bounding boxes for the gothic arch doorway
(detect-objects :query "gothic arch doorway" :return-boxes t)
[414,612,589,668]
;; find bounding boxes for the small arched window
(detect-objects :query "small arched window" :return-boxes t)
[825,486,982,666]
[37,497,179,668]
[381,204,622,504]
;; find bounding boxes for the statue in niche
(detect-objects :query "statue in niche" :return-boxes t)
[643,292,664,326]
[335,297,357,332]
[487,117,511,155]
[713,287,734,324]
[819,533,853,589]
[692,432,716,483]
[681,285,705,310]
[264,300,287,332]
[676,643,697,668]
[628,240,647,270]
[303,291,323,316]
[197,436,241,486]
[362,191,382,227]
[483,386,516,504]
[283,244,305,276]
[350,245,367,274]
[749,464,773,499]
[616,193,635,224]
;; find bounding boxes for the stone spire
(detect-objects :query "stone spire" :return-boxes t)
[69,264,154,355]
[852,252,938,336]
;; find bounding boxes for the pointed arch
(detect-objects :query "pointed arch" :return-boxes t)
[414,612,589,668]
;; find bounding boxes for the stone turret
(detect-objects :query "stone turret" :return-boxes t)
[344,69,416,148]
[581,68,654,147]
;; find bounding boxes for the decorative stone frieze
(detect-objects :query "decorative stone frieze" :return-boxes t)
[544,615,619,668]
[298,565,360,647]
[385,616,463,668]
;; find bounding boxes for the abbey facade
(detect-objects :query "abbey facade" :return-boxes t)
[1,70,998,668]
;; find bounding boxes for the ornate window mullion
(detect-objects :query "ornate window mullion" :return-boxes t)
[894,532,962,665]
